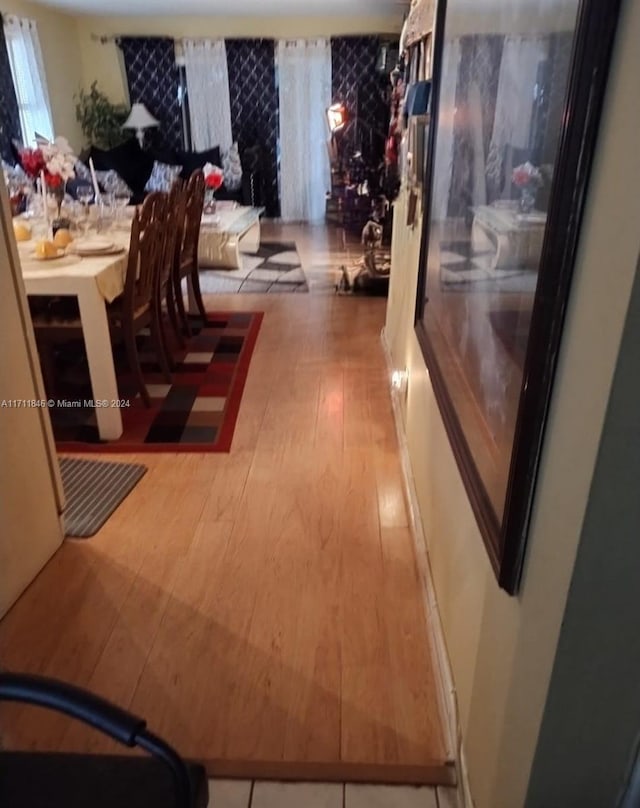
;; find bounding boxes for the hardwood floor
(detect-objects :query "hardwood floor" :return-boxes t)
[0,226,453,785]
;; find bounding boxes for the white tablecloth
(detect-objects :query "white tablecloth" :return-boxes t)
[17,227,133,440]
[19,234,130,302]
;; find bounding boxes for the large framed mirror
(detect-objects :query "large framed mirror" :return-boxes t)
[415,0,622,593]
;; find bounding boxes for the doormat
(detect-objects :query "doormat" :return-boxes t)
[52,311,263,453]
[198,241,309,294]
[60,456,147,537]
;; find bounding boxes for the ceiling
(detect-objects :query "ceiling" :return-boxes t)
[33,0,407,17]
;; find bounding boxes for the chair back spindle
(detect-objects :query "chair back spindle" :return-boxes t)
[181,170,205,267]
[124,210,163,318]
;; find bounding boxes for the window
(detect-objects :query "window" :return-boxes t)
[415,0,622,592]
[3,16,54,146]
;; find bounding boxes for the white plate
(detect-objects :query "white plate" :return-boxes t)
[23,254,82,269]
[71,238,114,254]
[27,247,66,261]
[70,245,125,257]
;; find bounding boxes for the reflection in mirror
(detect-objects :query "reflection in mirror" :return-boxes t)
[419,0,580,520]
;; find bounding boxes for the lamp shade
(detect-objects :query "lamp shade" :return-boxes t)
[327,103,347,133]
[122,103,159,131]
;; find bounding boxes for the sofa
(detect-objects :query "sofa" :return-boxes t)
[79,138,265,207]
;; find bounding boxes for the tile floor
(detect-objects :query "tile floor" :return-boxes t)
[208,780,459,808]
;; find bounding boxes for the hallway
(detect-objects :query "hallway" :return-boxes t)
[0,289,452,784]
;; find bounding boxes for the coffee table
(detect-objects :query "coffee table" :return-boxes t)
[471,204,547,270]
[198,205,265,270]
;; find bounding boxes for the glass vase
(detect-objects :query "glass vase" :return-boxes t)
[519,186,536,214]
[204,189,217,214]
[51,183,71,236]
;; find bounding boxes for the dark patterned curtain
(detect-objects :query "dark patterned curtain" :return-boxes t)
[0,22,21,162]
[226,39,279,217]
[119,37,183,151]
[331,37,389,168]
[448,35,504,218]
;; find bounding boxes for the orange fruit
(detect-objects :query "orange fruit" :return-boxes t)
[53,228,73,248]
[35,240,58,259]
[13,221,31,242]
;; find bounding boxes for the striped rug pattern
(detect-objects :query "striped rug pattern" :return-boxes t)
[52,312,263,453]
[198,241,309,294]
[59,457,147,538]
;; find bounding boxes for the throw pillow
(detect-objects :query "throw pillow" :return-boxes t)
[94,169,133,198]
[144,160,182,192]
[176,146,221,181]
[221,142,242,191]
[66,178,93,201]
[74,160,92,183]
[88,138,154,196]
[149,146,179,166]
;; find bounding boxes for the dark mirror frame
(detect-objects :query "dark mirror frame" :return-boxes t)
[414,0,622,594]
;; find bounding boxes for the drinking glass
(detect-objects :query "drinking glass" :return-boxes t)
[22,182,36,218]
[76,187,94,237]
[113,190,131,225]
[97,195,115,234]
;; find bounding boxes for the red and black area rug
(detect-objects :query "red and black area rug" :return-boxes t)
[52,311,263,453]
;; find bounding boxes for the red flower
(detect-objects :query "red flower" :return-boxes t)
[512,162,542,189]
[19,147,67,190]
[19,148,46,179]
[45,172,64,189]
[205,172,224,191]
[512,169,531,188]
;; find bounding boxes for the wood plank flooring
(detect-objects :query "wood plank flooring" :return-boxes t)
[0,225,453,785]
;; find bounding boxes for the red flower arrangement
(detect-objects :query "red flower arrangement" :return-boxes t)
[20,148,63,188]
[512,161,542,189]
[203,163,224,191]
[20,148,46,179]
[19,138,76,190]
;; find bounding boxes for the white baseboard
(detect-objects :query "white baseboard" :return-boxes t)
[380,327,475,808]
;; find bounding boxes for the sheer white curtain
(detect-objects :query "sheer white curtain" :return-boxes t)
[3,15,54,146]
[182,39,233,152]
[433,37,461,221]
[277,39,331,223]
[485,36,549,196]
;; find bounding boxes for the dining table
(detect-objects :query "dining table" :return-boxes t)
[17,222,132,440]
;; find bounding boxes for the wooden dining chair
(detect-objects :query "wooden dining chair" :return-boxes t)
[33,211,164,408]
[137,191,175,381]
[159,180,187,352]
[173,169,207,336]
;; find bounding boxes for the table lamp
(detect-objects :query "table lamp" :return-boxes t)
[327,103,347,133]
[122,102,159,149]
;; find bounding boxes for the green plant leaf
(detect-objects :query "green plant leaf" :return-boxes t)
[75,82,130,149]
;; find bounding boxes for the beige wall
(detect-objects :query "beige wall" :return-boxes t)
[73,13,403,106]
[384,0,640,804]
[2,0,84,150]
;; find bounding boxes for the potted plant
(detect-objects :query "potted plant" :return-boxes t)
[75,81,130,149]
